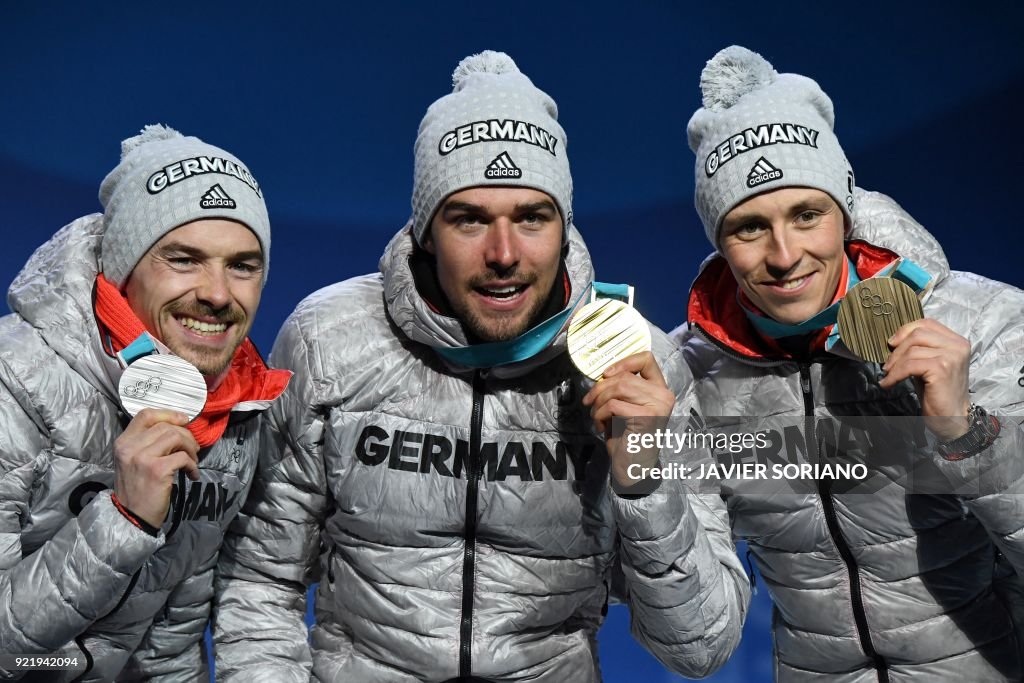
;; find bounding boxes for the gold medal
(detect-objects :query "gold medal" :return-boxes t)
[118,354,208,421]
[837,278,923,364]
[567,298,651,380]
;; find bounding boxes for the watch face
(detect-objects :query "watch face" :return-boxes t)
[567,298,651,381]
[118,354,207,421]
[838,278,923,363]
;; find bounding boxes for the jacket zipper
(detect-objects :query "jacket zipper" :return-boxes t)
[802,364,889,682]
[691,322,791,368]
[459,371,485,678]
[70,634,94,683]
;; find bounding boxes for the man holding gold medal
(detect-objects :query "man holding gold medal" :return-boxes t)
[0,126,290,680]
[677,46,1024,680]
[213,51,748,681]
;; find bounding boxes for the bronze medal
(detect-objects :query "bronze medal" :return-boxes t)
[837,278,923,364]
[567,298,652,381]
[118,354,207,421]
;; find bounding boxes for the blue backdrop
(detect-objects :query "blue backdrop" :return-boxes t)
[3,2,1022,681]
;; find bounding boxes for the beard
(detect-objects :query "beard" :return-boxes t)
[163,301,246,377]
[166,341,238,377]
[452,270,553,343]
[454,299,548,342]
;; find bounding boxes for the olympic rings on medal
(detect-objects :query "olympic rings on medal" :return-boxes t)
[859,290,894,317]
[121,376,162,399]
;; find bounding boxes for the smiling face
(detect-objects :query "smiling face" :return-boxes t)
[123,219,263,383]
[719,187,846,325]
[424,186,563,342]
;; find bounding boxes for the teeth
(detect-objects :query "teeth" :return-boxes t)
[483,285,522,297]
[779,275,809,290]
[178,317,227,334]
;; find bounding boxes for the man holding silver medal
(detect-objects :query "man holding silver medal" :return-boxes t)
[0,126,289,680]
[213,51,748,682]
[676,46,1024,680]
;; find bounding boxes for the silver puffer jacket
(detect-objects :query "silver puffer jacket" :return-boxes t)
[676,189,1024,682]
[0,215,281,681]
[213,224,750,682]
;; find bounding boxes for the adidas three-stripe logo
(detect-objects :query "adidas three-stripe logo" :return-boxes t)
[485,152,522,179]
[200,184,237,209]
[747,157,783,188]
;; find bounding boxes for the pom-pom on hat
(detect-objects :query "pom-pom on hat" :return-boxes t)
[411,50,573,245]
[99,124,271,288]
[687,46,855,247]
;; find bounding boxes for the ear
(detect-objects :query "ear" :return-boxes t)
[421,230,436,255]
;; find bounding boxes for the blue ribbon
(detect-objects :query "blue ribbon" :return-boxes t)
[117,332,158,366]
[592,282,631,303]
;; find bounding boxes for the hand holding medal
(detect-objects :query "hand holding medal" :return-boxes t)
[837,274,972,442]
[568,286,674,489]
[113,349,207,529]
[878,316,973,442]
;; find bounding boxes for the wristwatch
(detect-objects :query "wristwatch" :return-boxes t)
[937,403,1001,461]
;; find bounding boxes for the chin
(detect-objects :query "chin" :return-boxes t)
[475,325,525,343]
[474,318,532,343]
[175,346,235,375]
[762,309,803,325]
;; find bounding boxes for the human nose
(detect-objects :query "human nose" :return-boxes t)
[483,221,519,273]
[195,266,232,310]
[764,227,801,275]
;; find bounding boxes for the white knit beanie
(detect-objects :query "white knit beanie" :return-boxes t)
[687,46,855,246]
[411,51,573,244]
[99,124,271,287]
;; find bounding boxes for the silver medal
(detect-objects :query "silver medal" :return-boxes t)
[118,354,207,421]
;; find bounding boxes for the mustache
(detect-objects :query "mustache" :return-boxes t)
[166,301,244,324]
[467,268,538,289]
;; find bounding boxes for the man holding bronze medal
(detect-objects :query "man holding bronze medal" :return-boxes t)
[213,51,748,682]
[677,46,1024,680]
[0,126,290,680]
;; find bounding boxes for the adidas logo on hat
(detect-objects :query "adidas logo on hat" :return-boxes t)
[747,157,783,188]
[200,184,237,209]
[484,152,522,179]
